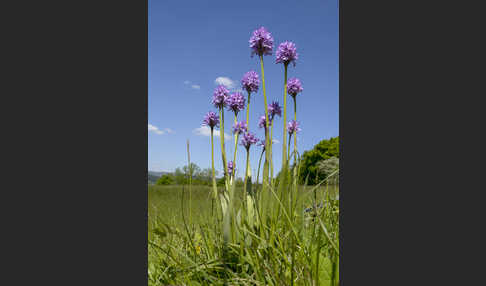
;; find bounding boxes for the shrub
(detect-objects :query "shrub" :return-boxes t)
[155,174,174,185]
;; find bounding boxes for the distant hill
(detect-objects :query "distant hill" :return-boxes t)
[148,171,170,185]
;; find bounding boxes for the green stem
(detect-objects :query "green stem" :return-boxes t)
[245,91,251,186]
[219,109,228,180]
[210,129,218,217]
[288,133,292,163]
[259,55,270,189]
[232,113,238,178]
[243,149,250,194]
[256,149,264,186]
[246,91,251,129]
[270,119,274,184]
[293,96,297,163]
[282,64,288,167]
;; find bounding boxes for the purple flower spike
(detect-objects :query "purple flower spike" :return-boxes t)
[276,41,298,66]
[232,120,248,135]
[240,131,258,150]
[287,120,301,135]
[228,161,235,175]
[268,101,282,121]
[202,111,219,129]
[227,92,245,114]
[212,85,230,109]
[241,71,260,94]
[287,78,303,97]
[249,27,274,57]
[258,115,272,129]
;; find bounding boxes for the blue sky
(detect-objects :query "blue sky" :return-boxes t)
[148,0,339,177]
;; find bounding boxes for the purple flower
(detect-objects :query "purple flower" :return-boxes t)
[228,161,235,175]
[258,115,272,129]
[212,85,230,109]
[268,101,282,121]
[232,120,248,135]
[202,111,219,129]
[241,71,260,94]
[227,92,245,114]
[249,27,274,57]
[287,78,303,97]
[276,41,298,66]
[240,131,258,150]
[287,120,301,135]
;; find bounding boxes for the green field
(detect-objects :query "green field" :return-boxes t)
[148,185,338,229]
[148,184,339,285]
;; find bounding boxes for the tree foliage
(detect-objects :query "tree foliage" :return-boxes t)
[154,163,227,186]
[156,174,174,185]
[299,136,339,185]
[316,157,339,185]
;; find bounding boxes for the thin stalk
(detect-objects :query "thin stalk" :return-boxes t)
[232,113,238,178]
[293,96,297,163]
[288,133,292,163]
[187,139,192,226]
[282,63,288,166]
[211,129,217,200]
[218,109,228,181]
[243,149,250,195]
[315,226,322,286]
[277,64,289,223]
[246,91,251,129]
[270,119,274,184]
[245,91,252,186]
[259,54,271,190]
[256,148,264,186]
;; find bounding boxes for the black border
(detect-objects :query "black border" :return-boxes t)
[340,0,485,285]
[4,0,148,284]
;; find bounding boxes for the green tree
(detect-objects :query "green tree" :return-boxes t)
[156,174,174,185]
[299,136,339,185]
[197,167,216,184]
[173,167,186,185]
[183,163,201,179]
[316,157,339,185]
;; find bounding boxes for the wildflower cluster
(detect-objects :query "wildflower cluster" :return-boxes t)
[202,111,219,129]
[249,27,274,57]
[212,85,229,109]
[287,77,303,97]
[276,41,298,66]
[241,71,260,94]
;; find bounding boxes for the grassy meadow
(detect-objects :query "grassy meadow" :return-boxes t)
[148,183,339,285]
[148,185,338,231]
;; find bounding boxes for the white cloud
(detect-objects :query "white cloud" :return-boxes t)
[272,139,280,144]
[193,126,230,140]
[149,123,174,135]
[184,80,200,90]
[215,77,236,89]
[148,123,164,135]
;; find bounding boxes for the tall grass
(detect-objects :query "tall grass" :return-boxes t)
[148,176,339,285]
